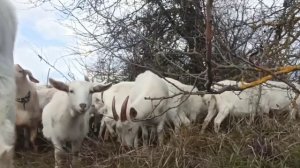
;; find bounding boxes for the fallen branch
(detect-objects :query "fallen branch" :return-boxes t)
[240,66,300,91]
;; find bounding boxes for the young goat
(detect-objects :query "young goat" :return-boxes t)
[0,0,17,167]
[14,64,40,151]
[42,78,111,168]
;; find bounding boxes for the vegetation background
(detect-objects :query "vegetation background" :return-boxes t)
[15,0,300,167]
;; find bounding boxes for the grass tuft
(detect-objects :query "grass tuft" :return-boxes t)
[15,113,300,168]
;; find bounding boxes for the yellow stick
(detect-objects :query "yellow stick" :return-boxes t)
[240,66,300,89]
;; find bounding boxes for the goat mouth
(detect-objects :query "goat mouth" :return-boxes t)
[79,109,87,113]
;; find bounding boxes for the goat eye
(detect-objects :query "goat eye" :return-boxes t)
[128,128,132,132]
[69,90,74,93]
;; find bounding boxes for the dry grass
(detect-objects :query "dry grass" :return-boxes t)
[14,113,300,168]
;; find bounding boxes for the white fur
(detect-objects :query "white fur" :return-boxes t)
[201,80,300,133]
[201,80,261,133]
[42,80,111,168]
[0,0,17,167]
[115,71,169,147]
[164,78,207,132]
[92,82,134,141]
[260,81,300,119]
[42,91,90,140]
[36,86,57,111]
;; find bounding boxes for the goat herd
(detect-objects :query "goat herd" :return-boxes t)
[1,0,300,168]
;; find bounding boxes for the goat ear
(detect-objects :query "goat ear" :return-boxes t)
[24,70,39,83]
[91,83,112,93]
[49,78,69,92]
[15,64,23,70]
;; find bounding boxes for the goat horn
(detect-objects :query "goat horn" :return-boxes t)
[112,96,119,121]
[120,96,129,122]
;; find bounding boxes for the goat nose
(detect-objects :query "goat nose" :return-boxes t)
[80,103,87,109]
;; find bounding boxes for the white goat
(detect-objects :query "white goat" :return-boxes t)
[112,71,169,148]
[42,78,111,168]
[201,80,300,133]
[36,85,57,112]
[260,81,300,119]
[201,80,260,133]
[35,86,58,136]
[92,82,134,141]
[0,0,17,167]
[14,64,41,151]
[164,78,208,132]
